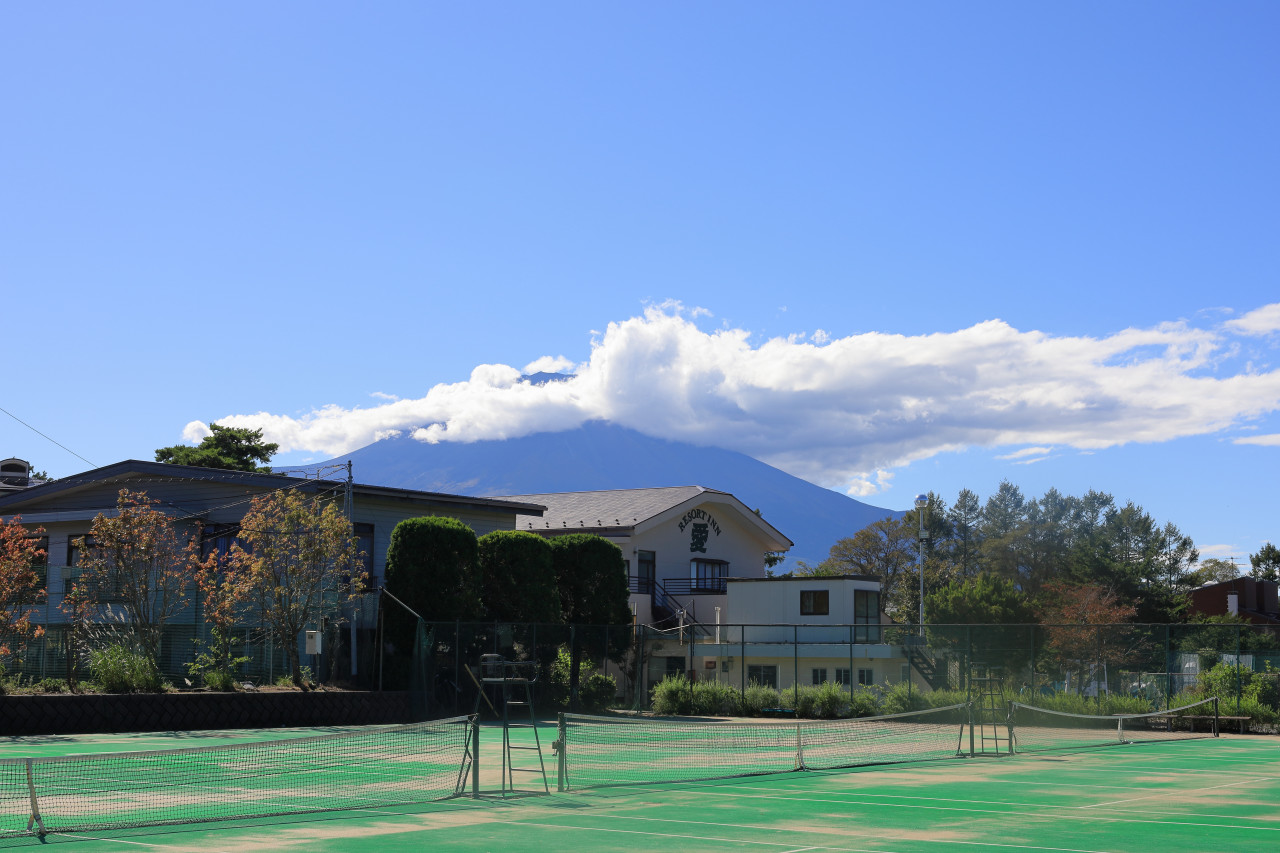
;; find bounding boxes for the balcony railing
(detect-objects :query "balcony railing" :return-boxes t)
[628,575,655,595]
[661,578,728,596]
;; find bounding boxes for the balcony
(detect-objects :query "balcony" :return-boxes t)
[660,578,727,596]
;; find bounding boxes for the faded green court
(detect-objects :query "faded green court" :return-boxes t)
[1,722,1276,852]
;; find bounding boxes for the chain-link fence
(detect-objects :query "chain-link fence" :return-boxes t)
[5,613,1278,725]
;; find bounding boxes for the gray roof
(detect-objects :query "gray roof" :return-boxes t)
[499,486,713,532]
[498,486,791,549]
[0,460,544,518]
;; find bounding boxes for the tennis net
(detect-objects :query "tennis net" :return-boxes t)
[1009,697,1219,753]
[555,704,970,790]
[0,714,475,838]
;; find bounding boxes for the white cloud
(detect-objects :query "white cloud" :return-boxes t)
[205,303,1280,494]
[522,355,576,375]
[1234,434,1280,447]
[370,391,399,402]
[1224,303,1280,336]
[181,421,211,444]
[997,447,1054,460]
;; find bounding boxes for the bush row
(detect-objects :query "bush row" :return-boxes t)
[649,670,1279,725]
[649,676,968,718]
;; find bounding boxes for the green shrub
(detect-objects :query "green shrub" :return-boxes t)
[692,679,740,716]
[878,680,930,715]
[741,681,781,715]
[275,666,313,689]
[1197,661,1279,710]
[202,669,239,692]
[580,671,617,711]
[848,686,880,717]
[549,647,617,710]
[808,682,850,719]
[924,688,970,709]
[90,644,162,693]
[651,674,692,715]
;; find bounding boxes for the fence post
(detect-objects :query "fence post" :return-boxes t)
[793,624,798,704]
[1235,623,1242,714]
[1164,624,1171,711]
[848,624,854,697]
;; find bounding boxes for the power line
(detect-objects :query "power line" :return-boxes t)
[0,405,96,468]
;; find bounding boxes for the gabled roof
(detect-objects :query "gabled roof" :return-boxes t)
[498,485,792,550]
[0,459,544,519]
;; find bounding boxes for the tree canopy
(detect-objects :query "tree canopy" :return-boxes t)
[476,530,559,623]
[227,488,361,687]
[813,481,1208,625]
[384,516,483,623]
[155,423,278,472]
[1251,544,1280,582]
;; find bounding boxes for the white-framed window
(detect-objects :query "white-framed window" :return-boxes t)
[857,668,874,686]
[835,668,852,686]
[812,668,827,684]
[690,558,728,592]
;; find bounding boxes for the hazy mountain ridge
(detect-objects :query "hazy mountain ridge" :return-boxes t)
[329,422,902,566]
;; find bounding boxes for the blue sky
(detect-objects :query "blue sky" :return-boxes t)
[3,3,1278,567]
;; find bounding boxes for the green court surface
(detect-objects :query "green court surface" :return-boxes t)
[1,723,1277,852]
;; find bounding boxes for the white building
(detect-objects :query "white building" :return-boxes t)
[647,575,914,694]
[499,486,793,628]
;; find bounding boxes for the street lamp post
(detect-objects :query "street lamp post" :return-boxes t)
[915,494,929,635]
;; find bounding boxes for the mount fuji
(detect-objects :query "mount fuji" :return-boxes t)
[323,422,900,567]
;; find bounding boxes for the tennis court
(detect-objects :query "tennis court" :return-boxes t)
[1,715,1276,852]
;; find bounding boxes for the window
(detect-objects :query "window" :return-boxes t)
[664,656,686,678]
[27,535,48,587]
[858,668,874,686]
[811,668,827,684]
[690,558,728,592]
[800,589,829,616]
[747,664,777,688]
[67,535,94,569]
[835,668,851,686]
[854,589,881,642]
[636,550,656,594]
[351,523,375,590]
[200,523,242,564]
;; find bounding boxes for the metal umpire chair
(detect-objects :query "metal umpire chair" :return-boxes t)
[475,654,549,796]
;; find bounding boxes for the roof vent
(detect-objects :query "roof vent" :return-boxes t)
[0,458,32,489]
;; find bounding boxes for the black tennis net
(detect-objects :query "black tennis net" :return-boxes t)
[1009,697,1220,753]
[0,714,475,838]
[555,704,970,790]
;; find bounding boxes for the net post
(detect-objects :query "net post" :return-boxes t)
[794,722,804,771]
[1213,696,1219,737]
[1005,700,1016,754]
[25,758,45,836]
[471,715,481,798]
[556,712,567,792]
[967,701,975,757]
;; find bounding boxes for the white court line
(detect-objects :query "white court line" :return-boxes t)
[52,832,233,852]
[743,783,1280,824]
[501,816,1119,853]
[686,787,1280,835]
[713,777,1280,821]
[1083,776,1263,807]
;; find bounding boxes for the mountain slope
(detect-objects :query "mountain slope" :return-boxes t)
[328,422,901,566]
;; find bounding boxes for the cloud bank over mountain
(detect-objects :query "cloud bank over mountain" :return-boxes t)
[191,302,1280,497]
